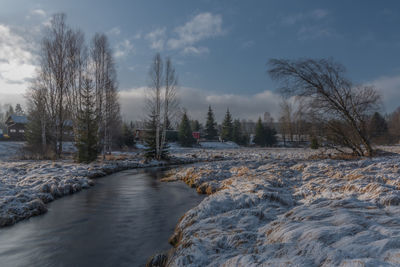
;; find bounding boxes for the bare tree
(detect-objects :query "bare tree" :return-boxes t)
[269,58,381,156]
[38,13,81,157]
[279,99,293,145]
[160,57,178,154]
[146,53,179,160]
[91,33,120,158]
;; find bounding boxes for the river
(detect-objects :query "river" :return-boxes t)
[0,167,204,267]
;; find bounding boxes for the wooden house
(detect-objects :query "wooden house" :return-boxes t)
[5,115,28,140]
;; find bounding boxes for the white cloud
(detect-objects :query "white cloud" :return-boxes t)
[145,28,166,51]
[167,12,224,54]
[0,24,36,95]
[114,39,135,58]
[119,87,282,123]
[182,46,209,55]
[241,40,255,49]
[281,9,329,25]
[107,27,121,36]
[30,9,46,17]
[368,74,400,112]
[297,25,337,40]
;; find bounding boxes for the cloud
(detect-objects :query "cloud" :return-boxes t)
[107,27,121,36]
[166,12,225,54]
[241,40,255,49]
[0,24,36,95]
[119,87,282,123]
[30,9,46,17]
[145,28,166,51]
[280,9,337,41]
[297,25,338,41]
[281,8,328,25]
[368,74,400,113]
[114,39,135,58]
[182,46,209,55]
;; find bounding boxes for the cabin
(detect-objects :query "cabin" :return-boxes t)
[5,115,28,140]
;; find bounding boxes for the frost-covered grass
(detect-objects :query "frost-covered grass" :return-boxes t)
[0,146,231,228]
[160,147,400,266]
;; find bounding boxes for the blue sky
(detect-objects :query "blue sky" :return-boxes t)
[1,0,400,122]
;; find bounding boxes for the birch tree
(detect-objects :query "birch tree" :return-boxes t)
[146,53,179,160]
[269,58,381,156]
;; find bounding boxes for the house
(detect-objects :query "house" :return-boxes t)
[5,115,28,140]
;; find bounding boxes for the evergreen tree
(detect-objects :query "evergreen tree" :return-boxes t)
[15,104,24,115]
[232,119,246,145]
[254,117,266,146]
[221,108,233,141]
[368,112,389,144]
[75,78,99,163]
[5,105,14,119]
[121,122,135,148]
[179,112,196,147]
[191,120,201,132]
[205,106,218,140]
[254,117,277,147]
[264,124,277,146]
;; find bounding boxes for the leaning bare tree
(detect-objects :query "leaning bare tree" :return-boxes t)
[268,58,381,156]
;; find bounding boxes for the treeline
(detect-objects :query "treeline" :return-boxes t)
[25,13,124,162]
[176,106,277,147]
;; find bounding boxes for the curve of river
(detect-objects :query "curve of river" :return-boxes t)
[0,167,204,267]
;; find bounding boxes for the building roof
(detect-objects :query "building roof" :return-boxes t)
[6,115,28,125]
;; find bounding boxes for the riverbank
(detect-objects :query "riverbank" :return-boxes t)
[0,148,242,228]
[154,147,400,266]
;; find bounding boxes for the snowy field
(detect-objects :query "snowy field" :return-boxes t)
[155,147,400,266]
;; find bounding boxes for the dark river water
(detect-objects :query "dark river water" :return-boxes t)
[0,168,204,267]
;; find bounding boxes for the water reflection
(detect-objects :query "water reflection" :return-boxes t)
[0,168,204,267]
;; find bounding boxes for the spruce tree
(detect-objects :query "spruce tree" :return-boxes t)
[179,112,196,147]
[75,78,99,163]
[232,119,244,145]
[205,106,218,140]
[254,117,277,147]
[191,120,201,132]
[264,124,277,146]
[121,122,135,148]
[254,117,266,146]
[221,109,233,141]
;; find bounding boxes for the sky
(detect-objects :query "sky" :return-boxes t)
[1,0,400,123]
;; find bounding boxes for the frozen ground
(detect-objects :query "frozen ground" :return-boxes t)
[0,144,234,227]
[156,147,400,266]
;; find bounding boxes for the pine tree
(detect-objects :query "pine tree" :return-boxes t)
[232,119,244,145]
[264,124,277,146]
[191,120,201,132]
[254,117,266,146]
[75,78,99,163]
[221,108,233,141]
[15,104,24,115]
[254,117,277,147]
[179,112,196,147]
[121,122,135,148]
[205,106,218,140]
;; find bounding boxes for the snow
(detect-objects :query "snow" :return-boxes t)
[0,147,219,227]
[161,148,400,266]
[199,141,239,149]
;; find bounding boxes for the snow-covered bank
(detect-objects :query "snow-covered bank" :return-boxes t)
[158,148,400,266]
[0,149,234,228]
